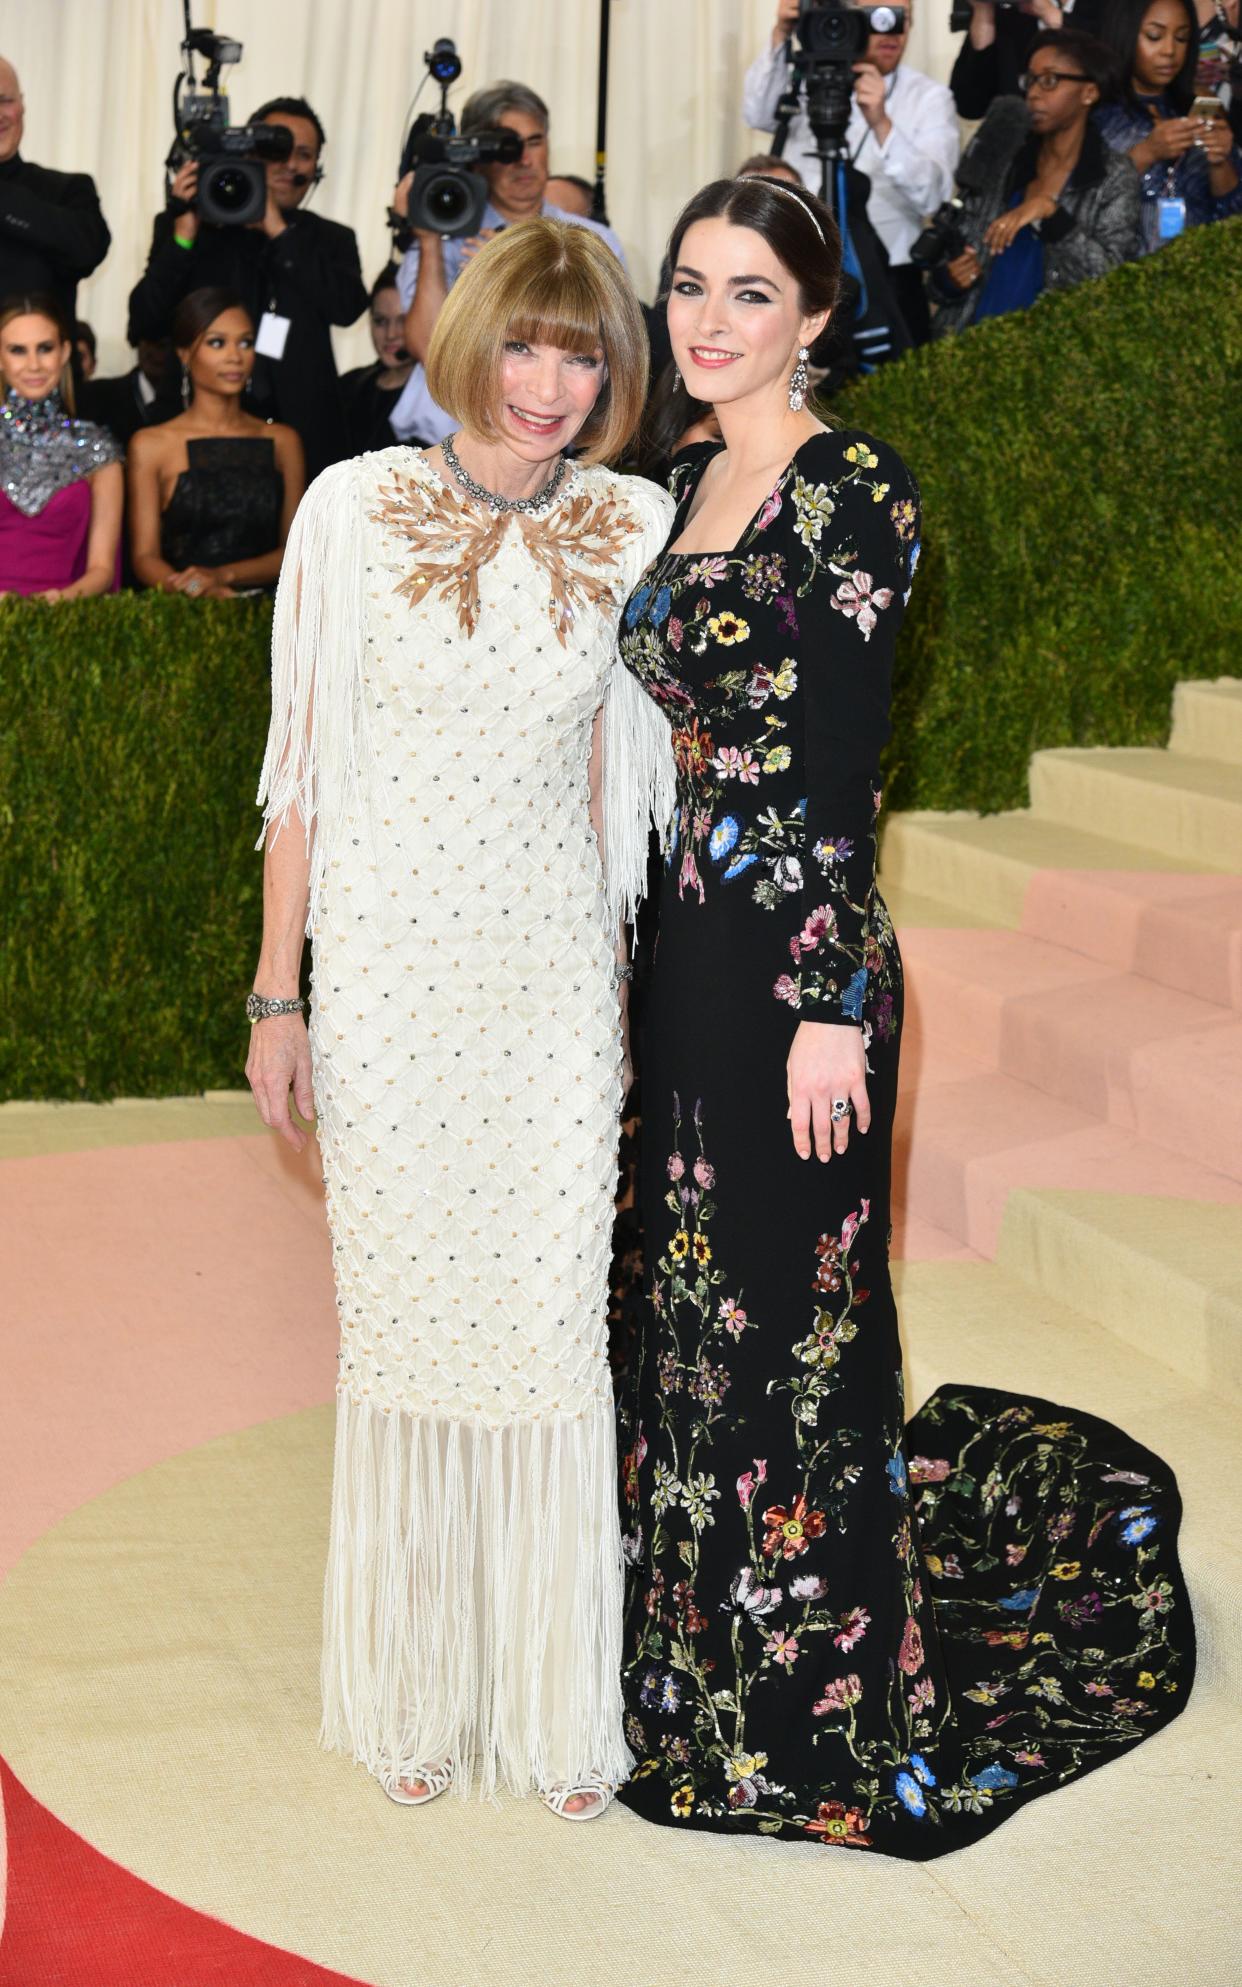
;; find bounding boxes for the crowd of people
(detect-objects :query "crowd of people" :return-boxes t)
[0,0,1238,600]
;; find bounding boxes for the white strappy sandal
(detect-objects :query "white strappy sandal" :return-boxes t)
[541,1776,616,1821]
[382,1758,455,1806]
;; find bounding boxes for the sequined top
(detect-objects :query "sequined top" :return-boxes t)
[0,388,123,519]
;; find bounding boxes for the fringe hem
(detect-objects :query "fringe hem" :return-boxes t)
[319,1391,635,1800]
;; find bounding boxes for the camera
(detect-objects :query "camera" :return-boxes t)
[796,0,907,62]
[947,0,1025,29]
[909,197,968,270]
[167,16,293,228]
[788,0,908,153]
[393,39,522,239]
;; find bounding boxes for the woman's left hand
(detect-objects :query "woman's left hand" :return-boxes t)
[786,1019,870,1162]
[985,195,1054,254]
[164,565,217,597]
[1200,115,1235,167]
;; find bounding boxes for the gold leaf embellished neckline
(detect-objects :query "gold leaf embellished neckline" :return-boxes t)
[371,458,642,647]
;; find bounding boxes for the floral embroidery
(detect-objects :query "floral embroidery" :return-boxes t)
[827,566,894,642]
[620,1103,1194,1846]
[372,465,641,645]
[619,434,913,1028]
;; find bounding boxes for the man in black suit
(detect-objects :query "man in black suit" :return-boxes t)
[0,56,111,323]
[126,94,367,479]
[79,337,179,447]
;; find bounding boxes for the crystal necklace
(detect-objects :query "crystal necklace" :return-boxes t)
[440,433,569,515]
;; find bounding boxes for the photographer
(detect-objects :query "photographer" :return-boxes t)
[743,0,960,342]
[126,95,367,478]
[930,32,1141,332]
[0,57,110,326]
[950,0,1106,120]
[388,81,625,446]
[1096,0,1242,246]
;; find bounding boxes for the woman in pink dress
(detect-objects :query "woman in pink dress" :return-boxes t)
[0,293,123,599]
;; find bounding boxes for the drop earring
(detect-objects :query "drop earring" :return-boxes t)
[673,366,682,389]
[788,346,810,413]
[180,364,191,409]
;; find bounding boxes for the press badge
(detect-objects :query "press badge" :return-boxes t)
[255,311,292,360]
[1157,197,1186,240]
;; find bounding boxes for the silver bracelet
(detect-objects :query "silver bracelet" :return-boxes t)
[615,962,634,985]
[246,991,306,1025]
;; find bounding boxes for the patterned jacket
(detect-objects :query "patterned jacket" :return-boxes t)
[931,98,1143,335]
[1096,93,1242,253]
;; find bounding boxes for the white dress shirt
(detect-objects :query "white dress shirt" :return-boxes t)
[742,43,960,267]
[389,202,627,445]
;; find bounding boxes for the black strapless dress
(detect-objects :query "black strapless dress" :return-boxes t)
[159,436,282,575]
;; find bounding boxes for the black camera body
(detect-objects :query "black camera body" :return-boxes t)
[168,23,292,228]
[909,197,968,270]
[789,0,908,151]
[175,105,292,228]
[399,119,522,238]
[393,39,522,239]
[797,0,907,62]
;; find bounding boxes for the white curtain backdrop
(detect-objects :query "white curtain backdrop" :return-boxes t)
[0,0,961,375]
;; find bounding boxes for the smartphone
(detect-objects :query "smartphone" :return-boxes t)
[1190,94,1224,119]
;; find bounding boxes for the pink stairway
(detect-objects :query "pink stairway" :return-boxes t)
[882,675,1242,1396]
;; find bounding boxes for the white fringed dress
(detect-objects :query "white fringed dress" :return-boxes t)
[257,447,675,1797]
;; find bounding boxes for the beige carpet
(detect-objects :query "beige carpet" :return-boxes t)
[0,1261,1236,1987]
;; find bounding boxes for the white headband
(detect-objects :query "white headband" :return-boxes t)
[761,178,827,245]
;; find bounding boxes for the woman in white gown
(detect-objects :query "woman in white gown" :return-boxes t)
[245,220,675,1818]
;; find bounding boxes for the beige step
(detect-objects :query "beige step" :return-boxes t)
[1029,748,1242,871]
[995,1189,1242,1399]
[1170,677,1242,767]
[879,810,1196,930]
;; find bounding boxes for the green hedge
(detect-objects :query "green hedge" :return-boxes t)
[836,216,1242,812]
[0,595,272,1099]
[2,221,1239,1100]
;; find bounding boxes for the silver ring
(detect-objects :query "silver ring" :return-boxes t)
[186,579,203,595]
[830,1097,851,1123]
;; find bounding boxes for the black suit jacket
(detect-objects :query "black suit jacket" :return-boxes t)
[77,368,180,448]
[126,205,368,479]
[0,153,111,322]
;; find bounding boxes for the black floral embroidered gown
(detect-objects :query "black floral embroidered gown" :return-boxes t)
[615,428,1193,1855]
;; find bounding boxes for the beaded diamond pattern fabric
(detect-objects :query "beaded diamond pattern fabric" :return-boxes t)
[311,451,673,1427]
[263,448,676,1794]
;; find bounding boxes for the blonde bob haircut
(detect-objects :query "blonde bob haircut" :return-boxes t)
[425,218,647,468]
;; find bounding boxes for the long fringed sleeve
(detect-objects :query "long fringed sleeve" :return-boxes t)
[599,476,678,931]
[254,460,369,931]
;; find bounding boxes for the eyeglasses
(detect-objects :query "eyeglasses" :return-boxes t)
[1019,69,1091,91]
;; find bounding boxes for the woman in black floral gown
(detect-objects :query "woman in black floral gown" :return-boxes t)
[615,176,1193,1856]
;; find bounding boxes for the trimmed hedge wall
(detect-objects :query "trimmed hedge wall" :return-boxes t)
[2,221,1239,1100]
[838,216,1242,812]
[1,595,272,1099]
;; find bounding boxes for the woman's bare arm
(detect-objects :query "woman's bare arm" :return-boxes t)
[44,459,123,599]
[128,428,180,589]
[245,813,315,1150]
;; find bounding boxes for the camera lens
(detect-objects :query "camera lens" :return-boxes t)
[811,10,850,50]
[425,170,471,229]
[207,165,252,215]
